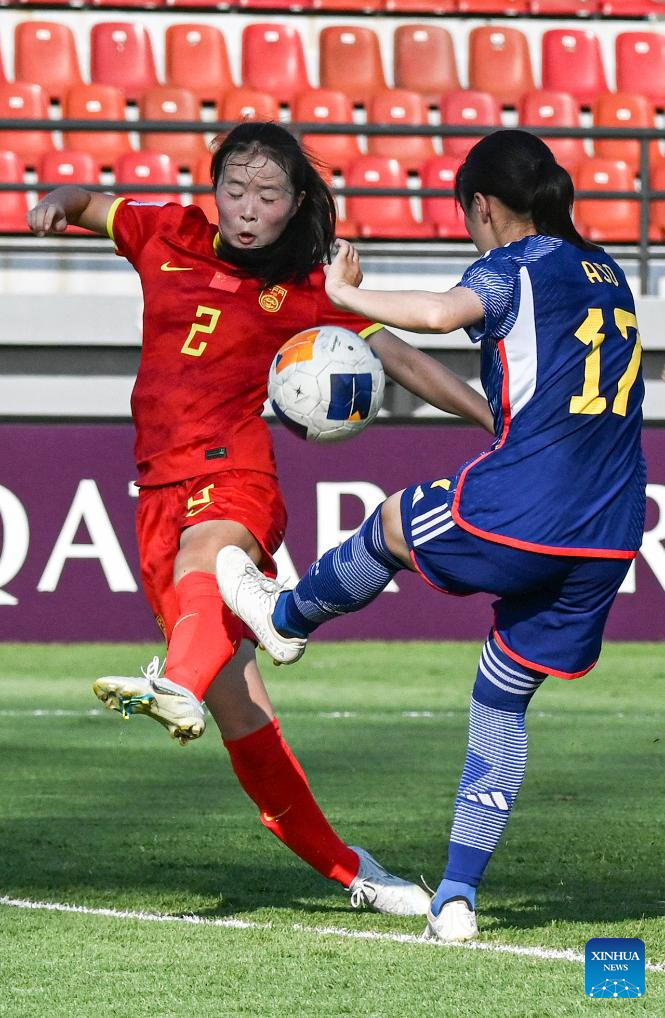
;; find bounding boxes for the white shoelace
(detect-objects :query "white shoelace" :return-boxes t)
[140,656,165,683]
[349,880,378,909]
[241,562,286,602]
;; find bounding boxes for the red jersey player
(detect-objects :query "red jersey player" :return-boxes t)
[28,122,491,914]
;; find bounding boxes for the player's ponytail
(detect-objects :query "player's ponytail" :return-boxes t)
[209,122,336,285]
[455,129,597,250]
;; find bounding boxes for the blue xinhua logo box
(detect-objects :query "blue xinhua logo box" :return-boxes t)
[585,938,646,998]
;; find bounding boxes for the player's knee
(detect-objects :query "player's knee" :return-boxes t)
[380,492,410,565]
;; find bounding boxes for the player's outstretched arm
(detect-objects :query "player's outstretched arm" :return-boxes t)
[369,328,494,434]
[28,186,117,237]
[326,240,484,334]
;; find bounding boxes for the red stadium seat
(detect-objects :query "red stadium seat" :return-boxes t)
[0,83,55,167]
[393,25,460,106]
[440,90,502,160]
[319,26,387,107]
[574,157,639,242]
[192,153,217,223]
[0,151,30,232]
[165,0,232,6]
[38,151,99,234]
[63,84,133,171]
[615,32,665,110]
[334,213,358,239]
[593,92,660,174]
[420,156,466,238]
[385,0,455,11]
[518,89,585,176]
[468,26,535,108]
[114,152,181,204]
[649,160,665,241]
[313,0,379,9]
[219,88,280,123]
[457,0,528,12]
[293,89,361,175]
[602,0,665,13]
[541,29,609,108]
[90,23,159,103]
[39,150,98,188]
[239,0,314,8]
[14,21,83,104]
[140,86,207,170]
[345,156,433,238]
[165,24,235,105]
[530,0,599,12]
[241,23,310,107]
[93,0,163,6]
[367,89,436,171]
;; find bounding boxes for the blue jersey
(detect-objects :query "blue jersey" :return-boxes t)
[453,236,646,558]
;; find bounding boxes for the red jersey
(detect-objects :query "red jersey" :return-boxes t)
[107,199,381,486]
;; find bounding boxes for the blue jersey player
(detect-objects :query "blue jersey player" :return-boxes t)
[217,131,646,944]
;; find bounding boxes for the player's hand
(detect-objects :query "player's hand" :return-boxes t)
[27,201,69,236]
[325,240,363,305]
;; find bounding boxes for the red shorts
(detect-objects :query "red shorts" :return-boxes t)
[136,469,287,641]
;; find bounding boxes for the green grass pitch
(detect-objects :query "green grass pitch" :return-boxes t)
[0,642,663,1017]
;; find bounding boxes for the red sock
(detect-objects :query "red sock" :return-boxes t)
[165,571,244,700]
[224,718,360,886]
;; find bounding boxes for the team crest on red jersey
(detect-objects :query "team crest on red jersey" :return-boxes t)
[259,285,288,312]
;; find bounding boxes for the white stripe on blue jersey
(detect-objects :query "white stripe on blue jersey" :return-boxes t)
[502,266,538,418]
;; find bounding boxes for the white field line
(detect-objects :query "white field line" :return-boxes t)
[0,708,463,720]
[0,709,577,720]
[0,708,655,722]
[0,708,105,717]
[1,895,663,972]
[1,709,447,719]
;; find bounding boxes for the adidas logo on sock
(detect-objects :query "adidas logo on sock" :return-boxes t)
[463,790,510,811]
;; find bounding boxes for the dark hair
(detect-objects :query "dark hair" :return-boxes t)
[208,121,337,285]
[455,129,597,250]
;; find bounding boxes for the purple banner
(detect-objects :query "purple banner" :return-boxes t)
[0,424,664,642]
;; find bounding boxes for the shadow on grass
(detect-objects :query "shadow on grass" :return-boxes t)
[0,811,357,917]
[487,888,665,933]
[1,813,663,933]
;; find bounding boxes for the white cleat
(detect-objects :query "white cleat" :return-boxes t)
[93,657,206,746]
[422,897,479,943]
[347,847,431,917]
[216,545,306,666]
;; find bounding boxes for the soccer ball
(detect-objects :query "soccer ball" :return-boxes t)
[268,325,385,443]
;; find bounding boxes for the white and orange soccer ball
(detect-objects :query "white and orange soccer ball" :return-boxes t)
[268,325,385,442]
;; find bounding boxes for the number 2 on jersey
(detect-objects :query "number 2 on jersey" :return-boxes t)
[181,305,221,358]
[569,307,642,417]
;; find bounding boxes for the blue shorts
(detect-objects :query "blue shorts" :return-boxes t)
[400,480,632,679]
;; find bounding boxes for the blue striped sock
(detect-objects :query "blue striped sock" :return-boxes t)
[437,637,546,902]
[273,504,402,637]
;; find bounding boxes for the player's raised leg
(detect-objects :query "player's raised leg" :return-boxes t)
[205,641,430,916]
[93,658,206,746]
[217,499,409,664]
[424,637,546,942]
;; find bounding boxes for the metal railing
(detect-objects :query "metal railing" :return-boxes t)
[2,119,664,292]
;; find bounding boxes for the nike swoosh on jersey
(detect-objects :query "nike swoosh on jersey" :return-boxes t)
[160,261,193,272]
